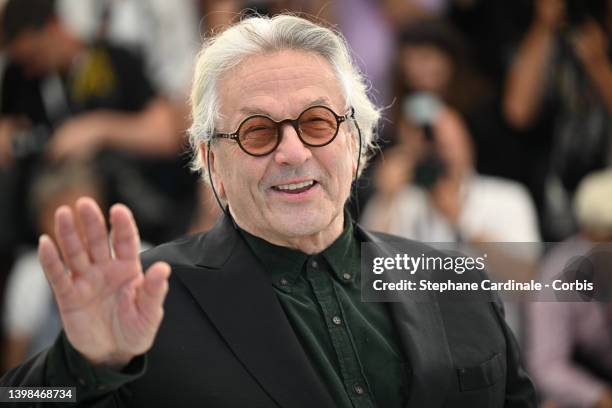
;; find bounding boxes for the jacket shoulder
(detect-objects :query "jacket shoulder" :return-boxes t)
[358,226,438,253]
[140,231,209,269]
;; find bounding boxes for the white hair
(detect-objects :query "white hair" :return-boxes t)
[187,13,380,178]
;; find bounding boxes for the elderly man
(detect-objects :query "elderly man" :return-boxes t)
[1,15,536,407]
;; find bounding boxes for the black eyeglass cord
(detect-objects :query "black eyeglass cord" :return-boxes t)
[205,111,363,230]
[352,111,363,221]
[206,142,237,229]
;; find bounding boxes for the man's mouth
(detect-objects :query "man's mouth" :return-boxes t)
[271,180,317,194]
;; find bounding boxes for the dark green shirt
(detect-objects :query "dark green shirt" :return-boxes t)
[240,218,408,408]
[50,217,408,407]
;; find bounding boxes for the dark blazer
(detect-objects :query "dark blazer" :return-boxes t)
[1,215,536,407]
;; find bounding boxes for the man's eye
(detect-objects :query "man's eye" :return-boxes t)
[246,126,266,132]
[244,126,274,134]
[302,118,334,127]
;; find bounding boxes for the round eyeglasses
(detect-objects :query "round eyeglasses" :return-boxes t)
[212,105,354,156]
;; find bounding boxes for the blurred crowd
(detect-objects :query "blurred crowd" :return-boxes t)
[0,0,611,407]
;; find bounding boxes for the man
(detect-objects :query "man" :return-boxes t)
[1,14,536,407]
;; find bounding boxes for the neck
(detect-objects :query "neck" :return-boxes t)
[232,210,345,255]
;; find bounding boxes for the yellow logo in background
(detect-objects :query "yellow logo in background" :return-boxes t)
[71,48,116,102]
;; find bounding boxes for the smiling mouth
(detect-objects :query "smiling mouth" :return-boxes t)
[271,180,317,194]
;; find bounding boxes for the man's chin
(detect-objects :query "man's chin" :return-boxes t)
[268,211,330,237]
[272,221,325,238]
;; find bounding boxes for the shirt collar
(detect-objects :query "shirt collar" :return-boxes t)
[239,213,358,289]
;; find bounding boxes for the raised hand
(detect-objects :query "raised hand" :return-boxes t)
[38,197,171,369]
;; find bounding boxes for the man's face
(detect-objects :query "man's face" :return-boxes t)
[9,25,61,77]
[400,44,453,95]
[208,50,356,248]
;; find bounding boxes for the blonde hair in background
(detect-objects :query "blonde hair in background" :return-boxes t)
[574,169,612,238]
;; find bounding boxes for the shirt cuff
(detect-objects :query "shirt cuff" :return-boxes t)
[46,331,146,399]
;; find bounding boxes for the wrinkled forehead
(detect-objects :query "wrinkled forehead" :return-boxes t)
[216,50,347,128]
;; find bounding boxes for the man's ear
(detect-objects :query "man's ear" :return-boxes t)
[201,143,226,199]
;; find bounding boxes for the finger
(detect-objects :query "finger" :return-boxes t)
[38,234,72,299]
[110,204,140,261]
[76,197,111,263]
[55,206,92,274]
[136,262,171,326]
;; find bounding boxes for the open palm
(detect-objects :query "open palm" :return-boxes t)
[38,197,170,368]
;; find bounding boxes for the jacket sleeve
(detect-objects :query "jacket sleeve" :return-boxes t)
[0,331,146,407]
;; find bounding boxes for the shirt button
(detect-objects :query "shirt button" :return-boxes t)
[332,315,342,325]
[311,260,318,268]
[342,273,352,280]
[353,384,365,395]
[279,277,289,286]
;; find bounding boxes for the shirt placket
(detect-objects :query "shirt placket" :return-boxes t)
[305,256,376,408]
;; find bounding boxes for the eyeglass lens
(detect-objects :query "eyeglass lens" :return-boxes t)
[238,106,339,155]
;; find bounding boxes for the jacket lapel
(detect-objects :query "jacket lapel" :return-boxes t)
[356,226,454,408]
[173,216,336,408]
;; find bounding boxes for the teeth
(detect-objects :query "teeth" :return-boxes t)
[275,180,315,191]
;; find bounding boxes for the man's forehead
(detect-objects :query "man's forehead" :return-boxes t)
[237,96,337,117]
[217,50,346,121]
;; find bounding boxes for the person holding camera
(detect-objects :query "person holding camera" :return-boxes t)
[362,96,540,245]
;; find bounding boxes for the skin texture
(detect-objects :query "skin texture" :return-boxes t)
[205,49,357,254]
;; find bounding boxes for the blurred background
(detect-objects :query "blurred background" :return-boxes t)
[0,0,611,406]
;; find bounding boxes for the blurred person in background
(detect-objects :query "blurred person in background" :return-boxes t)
[389,19,526,182]
[0,0,197,246]
[2,162,104,373]
[393,19,487,124]
[57,0,200,102]
[362,97,540,244]
[527,169,612,408]
[334,0,441,108]
[504,0,612,241]
[446,0,533,86]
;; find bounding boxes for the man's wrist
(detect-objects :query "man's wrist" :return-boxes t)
[88,352,136,372]
[57,332,146,391]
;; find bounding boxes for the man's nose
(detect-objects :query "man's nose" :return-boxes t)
[273,123,312,166]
